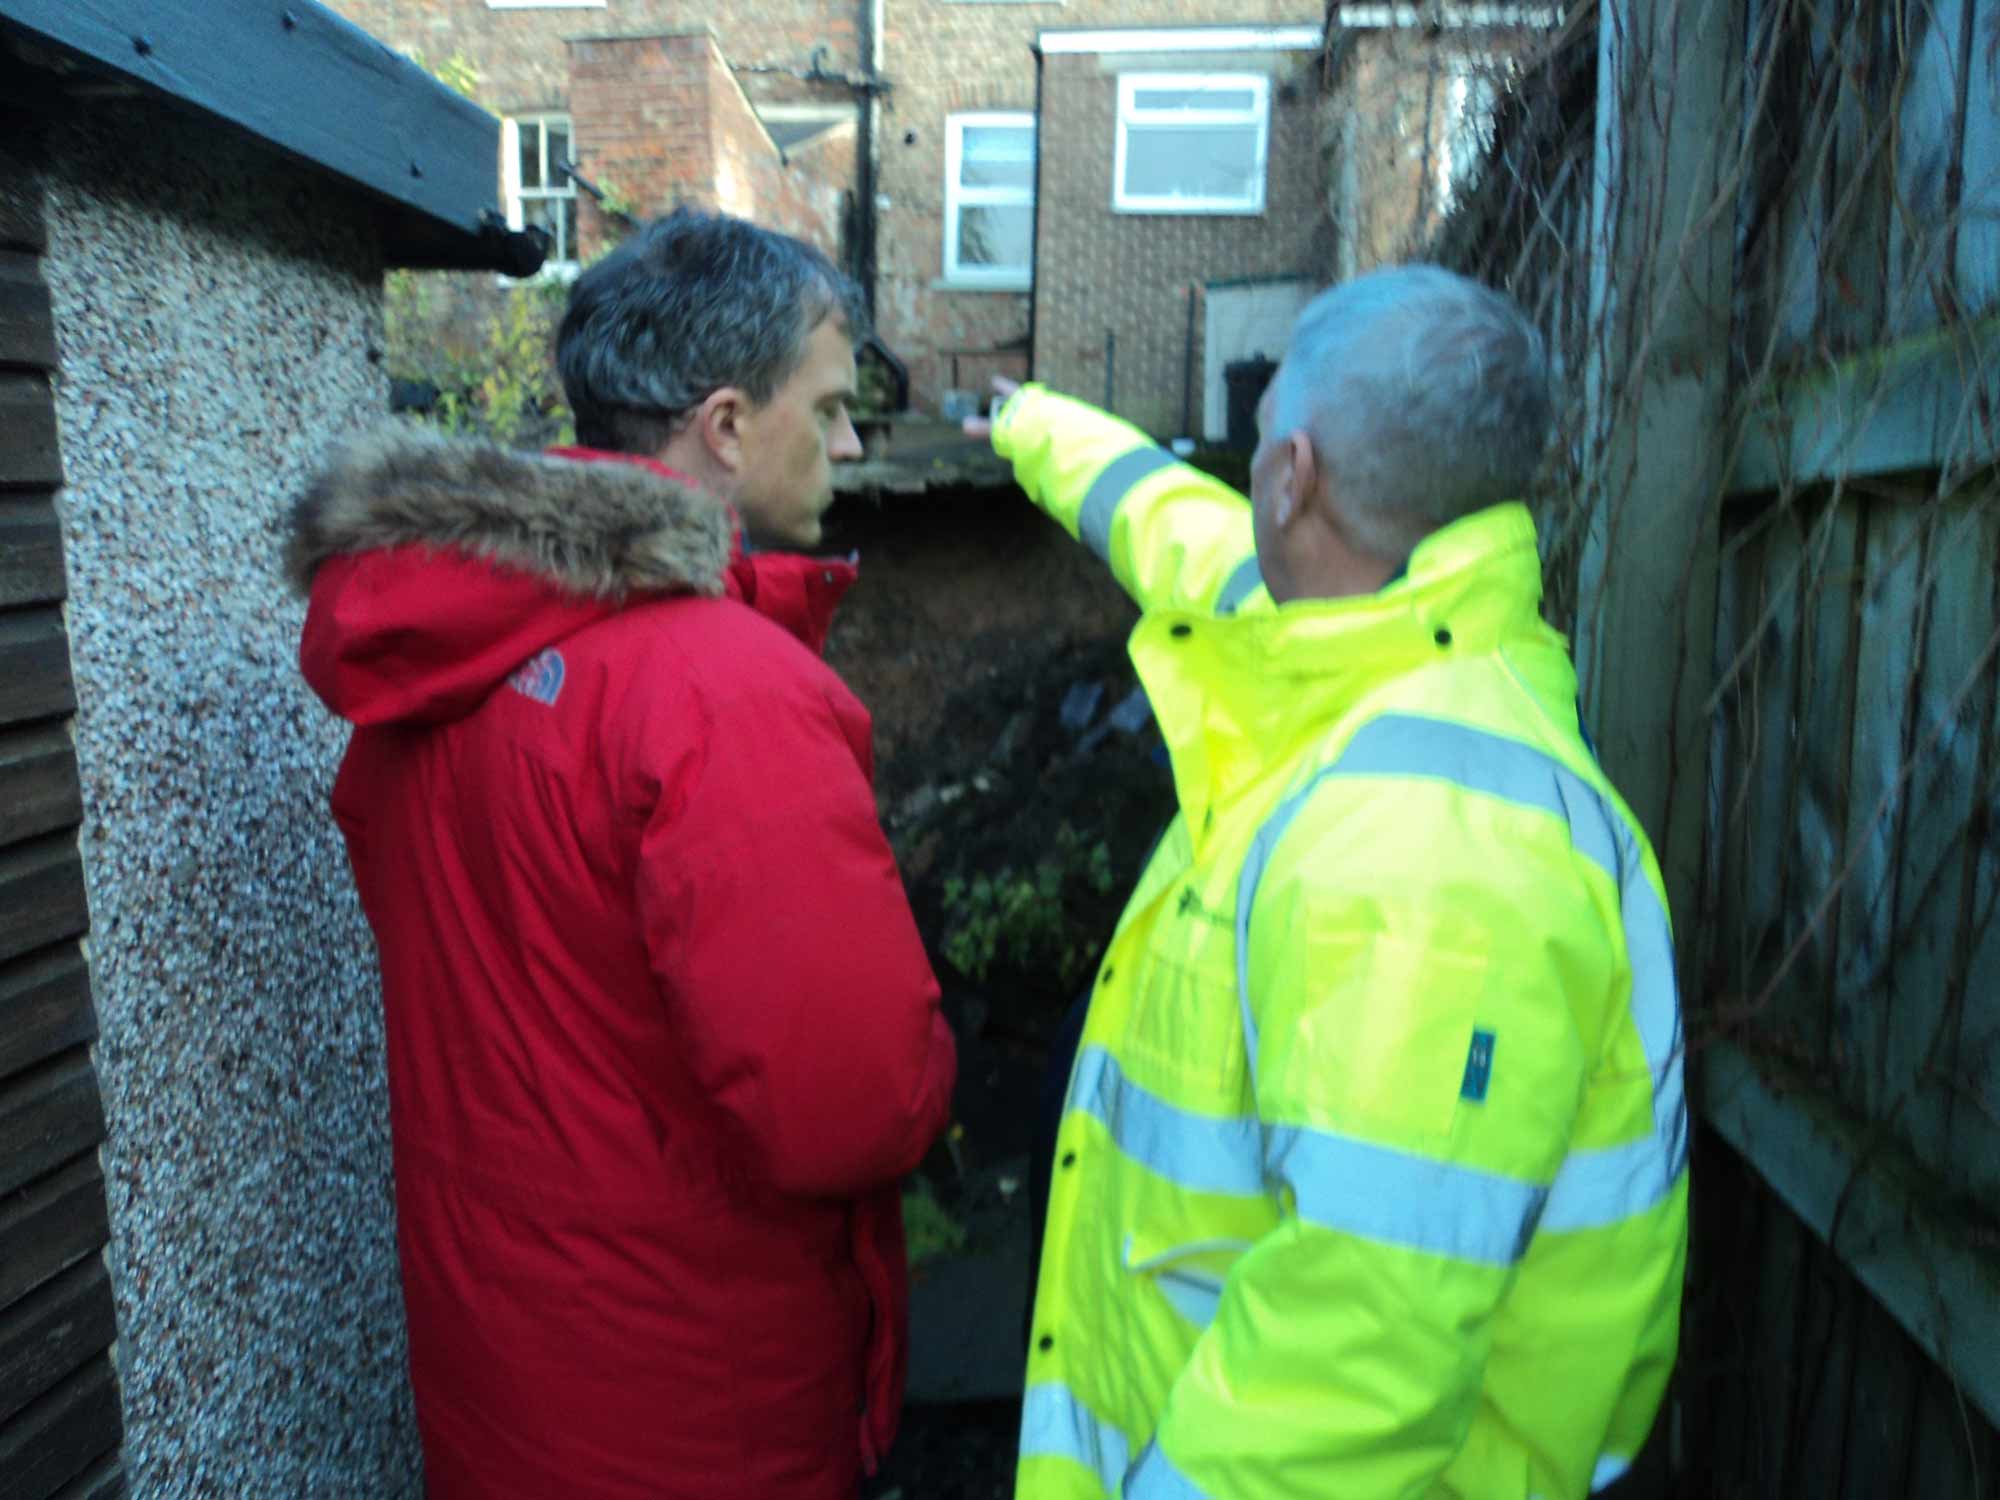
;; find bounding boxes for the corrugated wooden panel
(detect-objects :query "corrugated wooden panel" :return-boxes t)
[0,1159,110,1317]
[1780,501,1866,1063]
[0,1260,117,1428]
[0,257,56,372]
[1884,3,1970,340]
[1874,495,1998,1174]
[0,499,66,607]
[0,726,82,848]
[0,611,75,726]
[46,1457,123,1500]
[0,1054,106,1201]
[0,948,95,1084]
[1714,502,1807,996]
[0,372,61,490]
[1833,503,1930,1123]
[1954,0,1997,319]
[0,1359,122,1500]
[0,838,89,969]
[0,129,44,256]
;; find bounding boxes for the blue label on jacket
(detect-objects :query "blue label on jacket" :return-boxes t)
[508,648,565,706]
[1460,1028,1496,1103]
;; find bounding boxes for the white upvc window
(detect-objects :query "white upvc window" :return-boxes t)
[501,115,580,270]
[943,113,1036,290]
[1114,73,1270,215]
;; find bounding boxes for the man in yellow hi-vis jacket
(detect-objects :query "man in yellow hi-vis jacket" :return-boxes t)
[966,266,1687,1500]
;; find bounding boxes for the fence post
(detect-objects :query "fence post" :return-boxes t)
[1575,0,1740,943]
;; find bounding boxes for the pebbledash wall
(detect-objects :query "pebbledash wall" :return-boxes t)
[39,100,422,1493]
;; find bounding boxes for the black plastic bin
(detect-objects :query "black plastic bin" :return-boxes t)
[1223,355,1279,452]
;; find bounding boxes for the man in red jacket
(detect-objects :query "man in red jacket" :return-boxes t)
[287,209,957,1499]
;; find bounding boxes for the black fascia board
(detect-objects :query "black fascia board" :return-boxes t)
[0,0,541,273]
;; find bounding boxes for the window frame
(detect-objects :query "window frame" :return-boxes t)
[1113,72,1271,216]
[500,113,581,276]
[942,111,1037,292]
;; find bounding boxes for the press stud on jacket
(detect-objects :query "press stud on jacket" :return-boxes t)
[992,386,1688,1500]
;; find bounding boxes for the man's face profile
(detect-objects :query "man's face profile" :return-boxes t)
[730,316,863,549]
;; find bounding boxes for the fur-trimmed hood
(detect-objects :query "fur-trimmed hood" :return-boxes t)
[285,426,731,599]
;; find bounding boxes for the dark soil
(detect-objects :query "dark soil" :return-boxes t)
[864,1400,1022,1500]
[824,482,1180,1498]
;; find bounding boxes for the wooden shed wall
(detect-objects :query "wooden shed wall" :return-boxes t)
[0,113,127,1500]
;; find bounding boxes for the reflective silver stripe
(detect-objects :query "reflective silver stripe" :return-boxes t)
[1268,1123,1546,1265]
[1591,1454,1634,1492]
[1071,1045,1265,1197]
[1234,712,1688,1236]
[1125,1438,1210,1498]
[1079,446,1177,562]
[1020,1382,1129,1494]
[1214,554,1265,615]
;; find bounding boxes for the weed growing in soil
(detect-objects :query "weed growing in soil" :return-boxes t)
[940,824,1114,992]
[902,1178,969,1267]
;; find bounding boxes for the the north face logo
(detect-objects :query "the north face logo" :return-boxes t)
[508,649,565,706]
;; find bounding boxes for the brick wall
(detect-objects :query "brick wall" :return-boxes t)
[1030,46,1329,437]
[566,32,852,258]
[874,1,1323,417]
[328,0,859,112]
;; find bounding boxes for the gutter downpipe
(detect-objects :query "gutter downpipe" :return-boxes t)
[1026,40,1045,381]
[857,0,883,319]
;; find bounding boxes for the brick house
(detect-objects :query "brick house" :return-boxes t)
[319,1,1541,436]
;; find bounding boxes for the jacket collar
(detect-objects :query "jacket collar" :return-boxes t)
[1133,503,1549,835]
[285,429,732,599]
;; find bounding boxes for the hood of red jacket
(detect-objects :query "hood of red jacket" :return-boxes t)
[286,430,735,727]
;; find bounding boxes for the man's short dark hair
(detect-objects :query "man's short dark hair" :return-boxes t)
[557,207,868,455]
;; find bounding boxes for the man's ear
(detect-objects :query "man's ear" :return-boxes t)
[695,386,751,477]
[1274,430,1318,529]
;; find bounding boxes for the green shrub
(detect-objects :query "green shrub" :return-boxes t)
[941,823,1114,992]
[902,1179,968,1268]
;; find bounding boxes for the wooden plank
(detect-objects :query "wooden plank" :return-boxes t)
[1833,502,1928,1123]
[0,1359,122,1500]
[0,499,67,607]
[1,0,503,239]
[0,372,61,490]
[0,948,95,1085]
[1575,0,1739,938]
[46,1457,123,1500]
[0,127,46,256]
[0,612,75,728]
[0,1261,116,1429]
[0,727,82,849]
[1873,498,1996,1168]
[0,838,89,969]
[1701,1039,2000,1431]
[0,1054,105,1201]
[0,261,55,373]
[0,1158,110,1317]
[1732,317,2000,494]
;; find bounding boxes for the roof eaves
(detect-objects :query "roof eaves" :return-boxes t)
[0,0,543,274]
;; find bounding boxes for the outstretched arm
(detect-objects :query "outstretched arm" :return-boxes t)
[967,378,1269,617]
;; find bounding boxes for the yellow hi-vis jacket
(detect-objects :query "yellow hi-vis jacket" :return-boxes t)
[991,386,1689,1500]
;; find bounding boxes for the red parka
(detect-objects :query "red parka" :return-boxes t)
[286,431,956,1499]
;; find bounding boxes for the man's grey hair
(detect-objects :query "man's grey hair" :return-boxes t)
[1267,265,1553,560]
[557,207,868,455]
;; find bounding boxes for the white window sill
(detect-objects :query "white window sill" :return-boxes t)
[1114,201,1265,216]
[932,276,1032,293]
[494,261,583,287]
